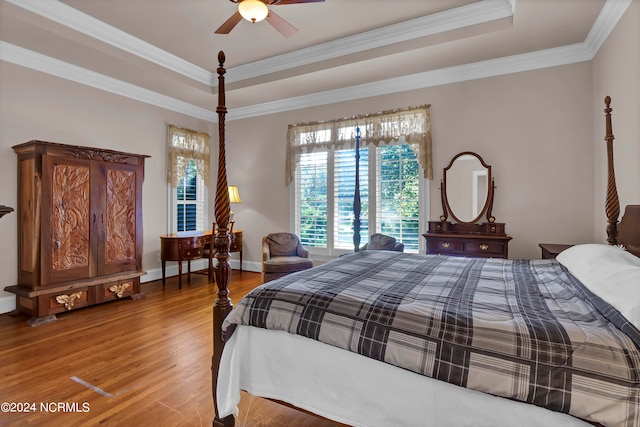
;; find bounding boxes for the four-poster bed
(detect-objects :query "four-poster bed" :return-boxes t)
[211,54,640,426]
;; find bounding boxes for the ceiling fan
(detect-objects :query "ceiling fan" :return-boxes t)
[215,0,325,38]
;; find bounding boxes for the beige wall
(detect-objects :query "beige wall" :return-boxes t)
[228,62,594,265]
[592,0,640,243]
[0,62,216,310]
[1,3,637,313]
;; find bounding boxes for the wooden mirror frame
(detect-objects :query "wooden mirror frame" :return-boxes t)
[0,205,14,219]
[440,151,495,224]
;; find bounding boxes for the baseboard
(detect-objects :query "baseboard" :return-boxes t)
[240,260,261,273]
[0,260,262,315]
[0,294,16,315]
[141,259,261,283]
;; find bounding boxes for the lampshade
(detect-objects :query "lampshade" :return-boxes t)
[228,185,242,204]
[238,0,269,23]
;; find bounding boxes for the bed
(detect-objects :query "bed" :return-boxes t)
[210,54,640,427]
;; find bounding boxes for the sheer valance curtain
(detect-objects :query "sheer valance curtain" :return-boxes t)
[166,125,211,187]
[286,105,432,185]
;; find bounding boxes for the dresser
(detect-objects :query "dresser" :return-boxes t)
[426,151,512,259]
[5,141,148,325]
[424,223,512,259]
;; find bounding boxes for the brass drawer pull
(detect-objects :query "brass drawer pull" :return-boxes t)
[109,282,131,298]
[55,292,83,310]
[479,244,489,251]
[441,242,450,248]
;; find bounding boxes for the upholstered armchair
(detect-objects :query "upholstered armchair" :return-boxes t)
[360,233,404,252]
[262,232,314,283]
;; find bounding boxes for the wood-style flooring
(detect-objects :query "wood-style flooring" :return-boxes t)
[0,270,344,427]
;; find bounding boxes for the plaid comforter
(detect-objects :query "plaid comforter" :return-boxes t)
[222,251,640,426]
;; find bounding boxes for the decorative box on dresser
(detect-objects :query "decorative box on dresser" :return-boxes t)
[5,141,149,325]
[426,151,512,259]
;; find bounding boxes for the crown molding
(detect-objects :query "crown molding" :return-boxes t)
[0,41,215,121]
[228,42,593,121]
[1,0,631,123]
[228,0,514,83]
[583,0,631,56]
[5,0,213,86]
[8,0,513,86]
[228,0,629,120]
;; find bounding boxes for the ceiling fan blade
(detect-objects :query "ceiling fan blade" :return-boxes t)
[271,0,325,4]
[215,11,243,34]
[265,10,298,38]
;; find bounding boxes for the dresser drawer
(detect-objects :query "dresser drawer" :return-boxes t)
[178,237,203,260]
[463,241,505,256]
[427,238,464,253]
[423,232,511,259]
[181,246,203,260]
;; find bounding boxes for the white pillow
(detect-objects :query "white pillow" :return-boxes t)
[556,244,640,330]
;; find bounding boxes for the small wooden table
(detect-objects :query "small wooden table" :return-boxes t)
[539,243,573,259]
[160,230,243,288]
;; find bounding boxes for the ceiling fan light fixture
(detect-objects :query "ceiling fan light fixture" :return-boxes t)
[238,0,269,23]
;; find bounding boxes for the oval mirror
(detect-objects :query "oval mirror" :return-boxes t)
[443,152,491,223]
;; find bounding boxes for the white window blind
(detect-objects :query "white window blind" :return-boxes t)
[296,151,328,248]
[167,126,210,233]
[376,144,420,251]
[334,148,369,250]
[289,106,431,255]
[294,142,423,255]
[175,159,207,232]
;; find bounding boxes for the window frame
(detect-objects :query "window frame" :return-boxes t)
[166,126,210,234]
[168,158,209,233]
[291,138,428,259]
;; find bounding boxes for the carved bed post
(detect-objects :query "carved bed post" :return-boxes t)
[212,51,235,427]
[604,96,620,246]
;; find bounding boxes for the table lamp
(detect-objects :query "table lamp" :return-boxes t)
[228,185,242,224]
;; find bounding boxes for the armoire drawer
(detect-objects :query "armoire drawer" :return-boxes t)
[96,278,140,303]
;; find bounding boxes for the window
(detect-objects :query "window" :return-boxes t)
[295,141,422,254]
[376,144,420,251]
[167,126,210,233]
[175,159,207,232]
[297,152,328,247]
[288,105,432,256]
[334,147,369,250]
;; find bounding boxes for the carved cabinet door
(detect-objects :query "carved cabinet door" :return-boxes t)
[41,155,98,286]
[97,162,143,276]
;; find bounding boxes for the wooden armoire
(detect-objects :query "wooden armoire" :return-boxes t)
[6,141,149,325]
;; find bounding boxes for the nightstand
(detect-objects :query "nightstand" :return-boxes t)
[539,243,573,259]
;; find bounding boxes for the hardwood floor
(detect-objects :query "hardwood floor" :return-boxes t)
[0,270,343,427]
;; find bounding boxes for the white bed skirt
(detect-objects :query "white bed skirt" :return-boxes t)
[217,326,591,427]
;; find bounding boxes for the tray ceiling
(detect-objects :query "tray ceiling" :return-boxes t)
[0,0,627,121]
